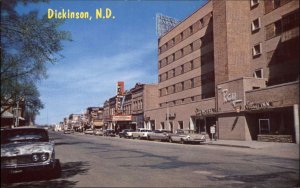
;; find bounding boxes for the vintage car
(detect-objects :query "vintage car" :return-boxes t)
[147,129,173,141]
[125,129,135,138]
[119,129,134,138]
[103,129,116,137]
[63,128,74,134]
[131,128,153,139]
[169,129,206,144]
[84,129,94,135]
[93,129,103,136]
[1,127,61,179]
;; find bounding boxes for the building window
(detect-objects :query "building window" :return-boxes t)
[178,121,184,129]
[282,10,299,32]
[191,96,195,101]
[191,78,195,88]
[251,18,261,32]
[254,69,263,78]
[191,60,194,70]
[250,0,259,8]
[265,20,282,40]
[181,65,184,74]
[252,43,262,57]
[161,122,165,130]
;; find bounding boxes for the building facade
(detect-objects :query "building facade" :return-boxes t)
[103,83,158,132]
[144,0,299,143]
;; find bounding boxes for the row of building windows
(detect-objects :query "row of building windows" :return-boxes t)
[159,71,215,97]
[159,92,215,108]
[159,51,214,83]
[252,9,298,40]
[158,12,213,55]
[252,9,298,58]
[263,0,293,14]
[159,32,213,69]
[133,100,143,111]
[160,121,184,131]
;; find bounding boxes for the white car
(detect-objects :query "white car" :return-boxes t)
[84,129,94,135]
[169,129,206,144]
[132,129,153,139]
[147,129,173,141]
[1,127,61,179]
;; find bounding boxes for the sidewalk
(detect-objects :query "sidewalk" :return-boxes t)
[205,139,299,149]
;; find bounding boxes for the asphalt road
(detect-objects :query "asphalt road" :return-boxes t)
[2,131,299,188]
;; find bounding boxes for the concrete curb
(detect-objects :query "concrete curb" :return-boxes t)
[204,142,252,149]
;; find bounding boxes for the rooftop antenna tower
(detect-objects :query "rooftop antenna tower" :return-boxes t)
[156,13,180,37]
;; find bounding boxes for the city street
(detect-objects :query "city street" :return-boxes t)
[2,131,299,188]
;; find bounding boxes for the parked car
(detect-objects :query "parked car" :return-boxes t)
[104,129,115,137]
[93,129,103,136]
[63,128,74,134]
[125,129,135,138]
[1,127,61,180]
[169,129,206,144]
[84,129,94,135]
[147,129,173,141]
[132,129,153,139]
[119,129,134,138]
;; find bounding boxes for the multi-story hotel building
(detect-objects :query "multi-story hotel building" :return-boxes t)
[144,0,299,143]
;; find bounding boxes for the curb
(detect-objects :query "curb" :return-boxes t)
[205,142,252,149]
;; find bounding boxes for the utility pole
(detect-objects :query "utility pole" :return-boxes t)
[167,103,169,132]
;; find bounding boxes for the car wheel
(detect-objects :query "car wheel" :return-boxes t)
[180,139,185,144]
[169,138,173,143]
[138,136,141,140]
[50,159,61,179]
[147,136,150,140]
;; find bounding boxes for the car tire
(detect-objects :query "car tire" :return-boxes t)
[169,138,173,143]
[147,136,150,140]
[180,139,185,144]
[50,159,61,179]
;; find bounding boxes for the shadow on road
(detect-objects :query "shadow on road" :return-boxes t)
[1,161,90,188]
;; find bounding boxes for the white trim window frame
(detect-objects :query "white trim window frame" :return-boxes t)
[254,68,263,78]
[252,42,262,57]
[250,0,259,8]
[251,17,261,32]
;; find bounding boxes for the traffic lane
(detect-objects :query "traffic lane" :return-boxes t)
[54,132,299,187]
[2,132,299,187]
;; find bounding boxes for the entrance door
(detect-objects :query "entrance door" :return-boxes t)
[195,118,205,134]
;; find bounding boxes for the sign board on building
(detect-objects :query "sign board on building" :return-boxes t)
[112,115,132,121]
[117,81,124,96]
[210,126,216,134]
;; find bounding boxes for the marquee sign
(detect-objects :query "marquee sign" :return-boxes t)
[112,115,132,121]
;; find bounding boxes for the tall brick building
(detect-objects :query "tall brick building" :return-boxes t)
[144,0,299,143]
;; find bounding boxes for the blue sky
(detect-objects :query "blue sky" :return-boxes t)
[17,0,207,125]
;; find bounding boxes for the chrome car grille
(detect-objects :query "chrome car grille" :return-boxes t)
[1,155,33,165]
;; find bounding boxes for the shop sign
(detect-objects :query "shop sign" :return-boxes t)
[245,101,273,110]
[221,89,237,103]
[195,108,216,116]
[112,115,132,121]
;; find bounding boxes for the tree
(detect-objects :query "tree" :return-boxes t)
[1,0,71,121]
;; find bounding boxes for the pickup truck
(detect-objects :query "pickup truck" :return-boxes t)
[131,128,153,139]
[169,129,206,144]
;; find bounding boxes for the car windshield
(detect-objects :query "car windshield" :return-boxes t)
[1,129,49,144]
